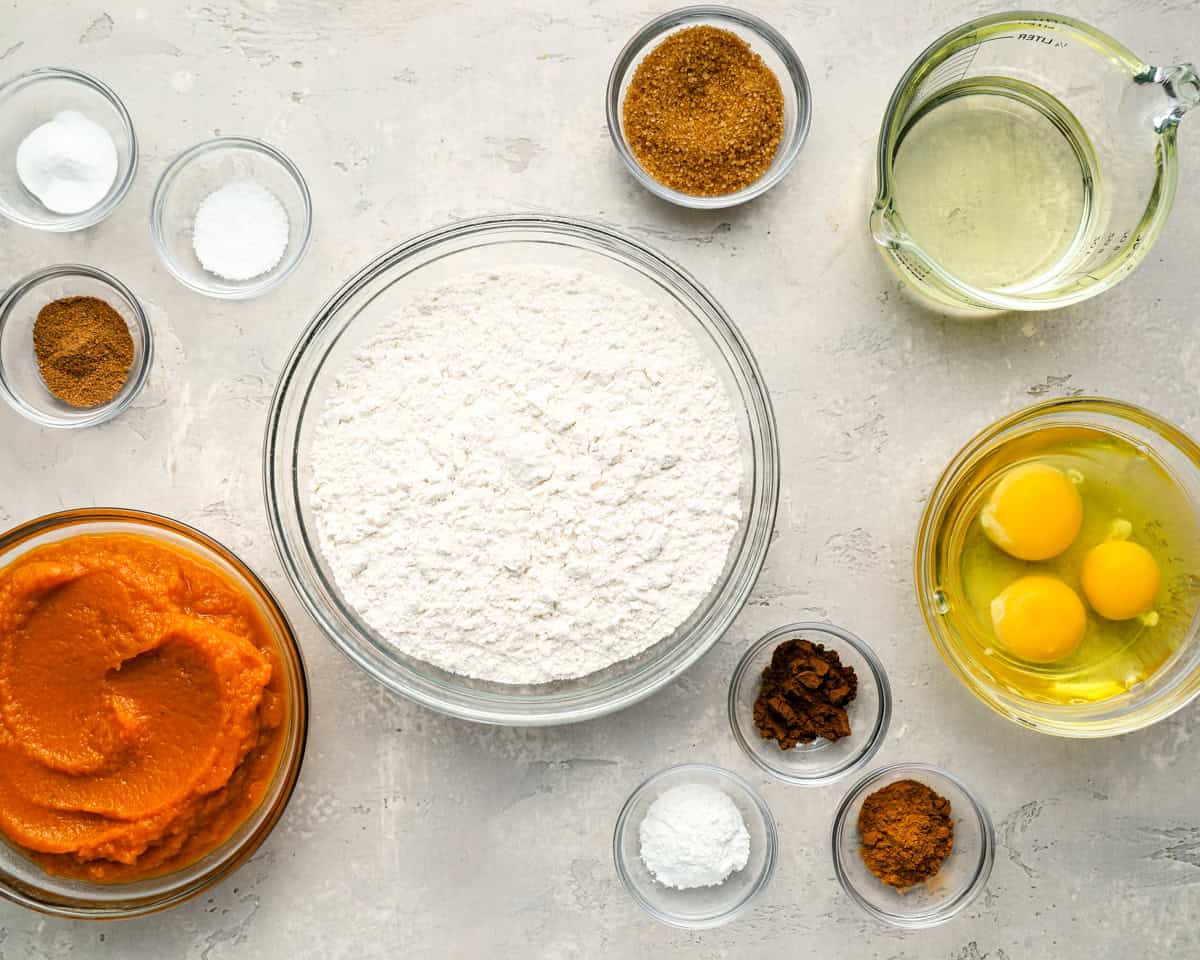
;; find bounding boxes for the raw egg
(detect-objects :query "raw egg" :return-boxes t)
[1081,540,1160,620]
[980,462,1083,561]
[990,575,1086,663]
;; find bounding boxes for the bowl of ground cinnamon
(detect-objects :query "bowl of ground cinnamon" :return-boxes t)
[832,762,995,928]
[728,622,891,785]
[0,264,151,427]
[607,6,811,208]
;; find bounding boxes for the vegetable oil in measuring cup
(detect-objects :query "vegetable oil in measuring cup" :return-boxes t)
[890,78,1096,292]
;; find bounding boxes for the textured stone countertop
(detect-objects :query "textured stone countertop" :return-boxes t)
[1,1,1198,957]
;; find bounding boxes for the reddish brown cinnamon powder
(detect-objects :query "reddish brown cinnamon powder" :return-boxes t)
[752,637,858,749]
[858,779,955,888]
[33,296,133,408]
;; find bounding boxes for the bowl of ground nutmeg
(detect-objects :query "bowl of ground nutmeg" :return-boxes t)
[728,622,891,785]
[607,6,811,208]
[832,762,995,928]
[0,264,151,427]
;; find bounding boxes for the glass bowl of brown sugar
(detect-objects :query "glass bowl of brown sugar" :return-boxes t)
[606,6,812,209]
[0,264,152,428]
[832,762,995,929]
[728,622,891,786]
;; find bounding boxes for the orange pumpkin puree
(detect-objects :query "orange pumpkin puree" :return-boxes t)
[0,533,286,882]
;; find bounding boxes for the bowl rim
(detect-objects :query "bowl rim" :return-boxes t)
[727,621,893,785]
[263,212,781,725]
[0,263,153,428]
[830,761,995,929]
[605,4,812,209]
[0,507,309,919]
[612,762,778,929]
[149,135,313,300]
[0,66,139,232]
[914,395,1200,738]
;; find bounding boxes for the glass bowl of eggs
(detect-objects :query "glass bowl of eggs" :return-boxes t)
[916,397,1200,737]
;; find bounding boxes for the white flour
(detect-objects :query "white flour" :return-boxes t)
[309,265,743,684]
[639,783,750,889]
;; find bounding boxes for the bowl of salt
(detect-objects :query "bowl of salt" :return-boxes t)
[151,136,312,300]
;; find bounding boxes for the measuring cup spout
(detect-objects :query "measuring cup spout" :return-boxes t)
[869,205,904,249]
[1152,63,1200,131]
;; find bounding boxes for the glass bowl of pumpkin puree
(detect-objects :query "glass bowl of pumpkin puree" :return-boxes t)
[0,508,308,918]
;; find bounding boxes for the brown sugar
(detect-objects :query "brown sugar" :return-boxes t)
[622,25,785,196]
[32,296,134,408]
[858,779,955,888]
[753,637,858,749]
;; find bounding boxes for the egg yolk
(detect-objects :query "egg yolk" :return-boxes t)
[980,463,1083,561]
[1081,540,1160,620]
[990,575,1087,663]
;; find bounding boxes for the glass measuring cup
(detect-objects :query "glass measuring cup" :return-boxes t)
[871,12,1198,313]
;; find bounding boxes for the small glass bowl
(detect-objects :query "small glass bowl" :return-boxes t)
[0,264,152,428]
[832,762,995,929]
[606,5,811,209]
[728,622,891,786]
[0,67,138,231]
[613,763,777,929]
[151,136,312,300]
[0,509,308,918]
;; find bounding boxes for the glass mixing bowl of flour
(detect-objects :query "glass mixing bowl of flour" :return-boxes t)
[265,215,779,725]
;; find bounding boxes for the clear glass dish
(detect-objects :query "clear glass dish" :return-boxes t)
[728,622,891,785]
[150,136,312,300]
[0,509,308,919]
[613,763,777,929]
[831,762,994,929]
[606,5,811,209]
[916,397,1200,737]
[264,214,780,725]
[0,264,152,428]
[870,12,1198,313]
[0,67,138,231]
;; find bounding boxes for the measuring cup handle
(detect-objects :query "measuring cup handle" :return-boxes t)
[1151,63,1200,131]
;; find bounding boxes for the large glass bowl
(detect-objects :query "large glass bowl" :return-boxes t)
[265,214,779,725]
[0,509,308,918]
[916,397,1200,737]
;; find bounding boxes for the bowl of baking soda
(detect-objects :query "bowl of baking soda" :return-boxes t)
[613,764,777,928]
[0,67,137,231]
[151,136,311,299]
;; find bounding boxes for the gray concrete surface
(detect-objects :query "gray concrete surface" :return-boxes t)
[1,1,1198,957]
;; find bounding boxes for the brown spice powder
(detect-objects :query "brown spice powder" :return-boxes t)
[33,297,134,408]
[858,779,955,889]
[622,25,785,196]
[753,638,858,748]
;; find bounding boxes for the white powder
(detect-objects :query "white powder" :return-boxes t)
[639,783,751,889]
[16,110,118,214]
[192,179,289,281]
[309,265,744,684]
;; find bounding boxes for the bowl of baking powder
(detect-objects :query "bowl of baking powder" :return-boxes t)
[265,215,779,725]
